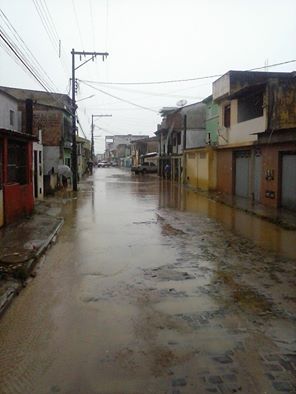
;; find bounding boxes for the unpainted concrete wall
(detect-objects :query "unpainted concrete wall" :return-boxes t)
[43,146,61,174]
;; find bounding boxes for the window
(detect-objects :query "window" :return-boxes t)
[238,91,263,122]
[8,141,27,185]
[223,104,231,128]
[177,133,181,145]
[63,116,72,141]
[10,110,15,127]
[39,151,42,176]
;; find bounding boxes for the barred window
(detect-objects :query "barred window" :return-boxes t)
[8,141,28,185]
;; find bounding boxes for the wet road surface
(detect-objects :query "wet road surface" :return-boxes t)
[0,168,295,394]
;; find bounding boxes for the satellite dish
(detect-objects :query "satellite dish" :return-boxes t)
[176,99,187,107]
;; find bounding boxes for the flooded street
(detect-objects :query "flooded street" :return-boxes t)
[0,168,295,394]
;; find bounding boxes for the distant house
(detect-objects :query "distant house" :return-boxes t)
[156,103,208,184]
[0,86,73,194]
[105,134,149,167]
[182,97,219,191]
[155,107,182,179]
[213,70,296,210]
[131,136,159,167]
[77,136,91,179]
[0,89,36,226]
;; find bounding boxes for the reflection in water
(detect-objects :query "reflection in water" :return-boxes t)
[159,180,296,260]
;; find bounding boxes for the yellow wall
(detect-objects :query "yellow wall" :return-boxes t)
[196,151,209,190]
[185,148,217,191]
[186,153,198,188]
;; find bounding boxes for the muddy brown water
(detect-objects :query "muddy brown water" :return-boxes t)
[0,169,295,394]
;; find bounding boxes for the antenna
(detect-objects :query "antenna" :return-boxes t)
[176,99,187,107]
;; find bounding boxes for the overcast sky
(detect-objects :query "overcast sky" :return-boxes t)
[0,0,296,153]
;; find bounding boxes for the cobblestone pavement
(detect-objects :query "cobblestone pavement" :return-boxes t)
[0,169,295,394]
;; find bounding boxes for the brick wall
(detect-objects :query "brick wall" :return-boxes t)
[260,142,296,208]
[33,109,63,146]
[17,101,64,146]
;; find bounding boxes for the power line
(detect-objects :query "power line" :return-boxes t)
[105,0,109,52]
[0,11,74,110]
[89,0,96,50]
[77,116,88,139]
[32,0,69,75]
[80,80,160,113]
[0,28,51,92]
[72,0,84,50]
[42,0,60,42]
[0,21,73,109]
[0,9,58,92]
[79,80,204,100]
[32,0,58,52]
[41,0,70,68]
[81,59,296,86]
[248,59,296,71]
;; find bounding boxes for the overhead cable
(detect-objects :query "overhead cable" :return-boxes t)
[77,116,88,139]
[78,81,204,100]
[89,0,96,50]
[0,9,58,91]
[0,23,73,109]
[32,0,69,75]
[0,28,51,92]
[81,59,296,86]
[80,80,160,113]
[72,0,84,50]
[32,0,58,52]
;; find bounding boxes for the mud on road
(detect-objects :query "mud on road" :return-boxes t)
[0,169,295,394]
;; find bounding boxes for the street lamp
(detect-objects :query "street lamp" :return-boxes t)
[91,114,112,160]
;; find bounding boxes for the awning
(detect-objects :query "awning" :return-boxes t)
[142,152,158,158]
[0,128,37,141]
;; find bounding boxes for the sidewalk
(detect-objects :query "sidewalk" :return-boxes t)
[0,206,63,315]
[186,185,296,231]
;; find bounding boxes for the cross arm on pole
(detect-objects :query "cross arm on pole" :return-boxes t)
[75,52,109,71]
[74,51,109,56]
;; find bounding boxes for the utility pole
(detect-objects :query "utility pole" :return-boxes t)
[71,49,108,191]
[91,114,112,160]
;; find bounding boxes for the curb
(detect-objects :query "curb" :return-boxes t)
[0,218,64,317]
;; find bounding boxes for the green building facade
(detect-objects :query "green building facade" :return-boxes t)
[203,95,219,144]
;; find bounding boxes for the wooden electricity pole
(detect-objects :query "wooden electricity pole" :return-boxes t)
[71,49,108,191]
[91,114,112,160]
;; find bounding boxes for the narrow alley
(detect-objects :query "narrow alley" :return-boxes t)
[0,169,295,394]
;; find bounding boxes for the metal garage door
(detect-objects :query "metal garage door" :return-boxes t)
[282,153,296,210]
[235,151,250,198]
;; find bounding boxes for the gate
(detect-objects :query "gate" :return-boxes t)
[282,153,296,210]
[235,150,250,198]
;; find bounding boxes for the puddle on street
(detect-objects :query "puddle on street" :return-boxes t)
[158,180,296,260]
[154,296,218,315]
[1,170,295,394]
